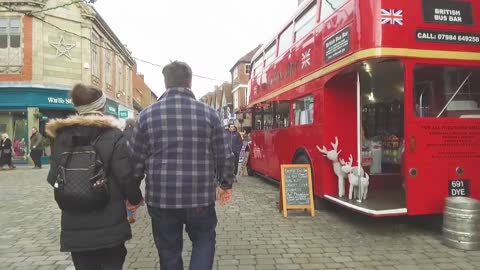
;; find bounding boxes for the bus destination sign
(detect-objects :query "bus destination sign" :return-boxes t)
[324,26,350,63]
[422,0,473,25]
[416,29,480,45]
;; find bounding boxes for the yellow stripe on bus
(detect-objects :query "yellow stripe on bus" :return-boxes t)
[249,47,480,107]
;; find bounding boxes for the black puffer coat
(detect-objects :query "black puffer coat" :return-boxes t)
[46,114,143,252]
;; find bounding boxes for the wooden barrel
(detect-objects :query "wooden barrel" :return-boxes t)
[443,197,480,250]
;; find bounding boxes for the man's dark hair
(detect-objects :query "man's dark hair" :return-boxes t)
[162,61,192,88]
[71,84,103,107]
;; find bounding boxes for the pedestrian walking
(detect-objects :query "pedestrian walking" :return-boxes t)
[45,84,143,270]
[129,61,235,270]
[0,133,16,170]
[228,124,243,175]
[30,127,43,169]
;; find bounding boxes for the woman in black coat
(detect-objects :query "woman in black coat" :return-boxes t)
[0,133,15,169]
[46,84,143,270]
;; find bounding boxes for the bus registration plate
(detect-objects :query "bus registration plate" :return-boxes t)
[448,180,470,197]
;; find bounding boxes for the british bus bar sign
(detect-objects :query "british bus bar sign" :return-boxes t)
[449,180,470,197]
[416,29,480,45]
[422,0,473,25]
[324,26,351,63]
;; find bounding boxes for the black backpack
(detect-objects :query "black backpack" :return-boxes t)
[53,132,110,212]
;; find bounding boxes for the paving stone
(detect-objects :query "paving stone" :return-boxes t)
[2,170,479,270]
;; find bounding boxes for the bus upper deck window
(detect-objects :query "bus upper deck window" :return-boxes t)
[320,0,348,22]
[294,2,317,41]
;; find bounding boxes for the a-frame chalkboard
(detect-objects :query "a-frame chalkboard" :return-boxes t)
[279,164,315,217]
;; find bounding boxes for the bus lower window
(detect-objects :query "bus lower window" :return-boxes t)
[414,66,480,118]
[274,101,290,128]
[263,103,273,130]
[253,107,263,130]
[294,96,314,125]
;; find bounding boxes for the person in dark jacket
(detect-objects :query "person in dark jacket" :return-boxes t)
[0,133,15,170]
[46,84,143,270]
[123,118,135,146]
[30,127,44,169]
[228,124,243,175]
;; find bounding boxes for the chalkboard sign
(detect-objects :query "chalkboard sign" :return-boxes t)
[279,164,314,217]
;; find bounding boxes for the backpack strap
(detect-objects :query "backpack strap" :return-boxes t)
[90,130,114,177]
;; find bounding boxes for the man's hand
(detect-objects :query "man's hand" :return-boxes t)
[216,188,233,205]
[126,198,144,211]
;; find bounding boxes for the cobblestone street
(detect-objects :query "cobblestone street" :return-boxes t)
[0,168,479,270]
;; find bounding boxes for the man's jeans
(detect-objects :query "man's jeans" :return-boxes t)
[148,205,217,270]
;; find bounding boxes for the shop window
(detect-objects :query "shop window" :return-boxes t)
[274,101,290,128]
[0,111,28,161]
[0,17,22,73]
[294,96,314,125]
[320,0,349,22]
[413,65,480,118]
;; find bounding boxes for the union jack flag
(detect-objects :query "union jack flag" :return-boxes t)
[381,9,403,25]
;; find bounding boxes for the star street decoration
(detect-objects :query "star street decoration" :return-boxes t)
[49,35,76,60]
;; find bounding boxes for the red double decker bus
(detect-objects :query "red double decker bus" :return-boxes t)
[247,0,480,216]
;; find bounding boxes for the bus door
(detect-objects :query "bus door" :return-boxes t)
[357,59,406,214]
[405,63,480,215]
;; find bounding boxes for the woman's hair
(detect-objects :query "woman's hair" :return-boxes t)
[1,133,7,139]
[71,84,103,107]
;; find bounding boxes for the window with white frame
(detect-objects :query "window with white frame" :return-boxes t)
[0,17,22,72]
[91,33,100,77]
[245,64,251,75]
[278,23,294,56]
[105,48,113,85]
[117,58,123,93]
[233,67,238,80]
[294,2,317,41]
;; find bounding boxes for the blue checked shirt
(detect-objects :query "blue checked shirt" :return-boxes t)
[128,87,235,209]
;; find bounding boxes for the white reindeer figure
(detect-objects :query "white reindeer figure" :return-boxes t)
[316,137,346,197]
[340,155,369,200]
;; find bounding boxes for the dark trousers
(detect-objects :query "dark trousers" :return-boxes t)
[71,244,127,270]
[148,205,217,270]
[30,149,42,168]
[233,152,240,175]
[0,154,14,167]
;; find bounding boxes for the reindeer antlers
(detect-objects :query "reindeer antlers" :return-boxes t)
[316,145,328,155]
[331,136,339,150]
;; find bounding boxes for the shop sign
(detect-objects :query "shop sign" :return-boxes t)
[105,105,117,115]
[324,26,351,63]
[422,0,473,25]
[416,29,480,45]
[118,110,128,119]
[47,97,72,105]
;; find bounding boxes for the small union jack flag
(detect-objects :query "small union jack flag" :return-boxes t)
[301,49,311,69]
[381,9,403,25]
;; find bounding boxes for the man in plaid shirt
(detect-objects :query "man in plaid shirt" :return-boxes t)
[129,61,235,270]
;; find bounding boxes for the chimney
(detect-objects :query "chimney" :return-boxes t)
[138,73,144,81]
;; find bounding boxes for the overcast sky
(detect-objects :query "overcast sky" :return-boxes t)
[94,0,299,99]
